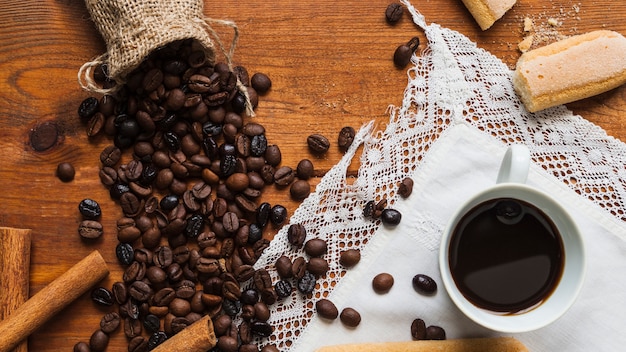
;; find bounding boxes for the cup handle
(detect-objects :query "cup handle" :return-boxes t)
[496,145,530,184]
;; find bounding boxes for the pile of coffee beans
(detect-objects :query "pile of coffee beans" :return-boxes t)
[73,38,317,352]
[410,318,446,340]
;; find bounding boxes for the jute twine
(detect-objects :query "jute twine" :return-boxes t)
[78,0,253,115]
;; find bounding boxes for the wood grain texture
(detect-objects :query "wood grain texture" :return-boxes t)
[0,227,31,352]
[0,0,624,350]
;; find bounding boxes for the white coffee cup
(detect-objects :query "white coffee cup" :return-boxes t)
[439,145,585,333]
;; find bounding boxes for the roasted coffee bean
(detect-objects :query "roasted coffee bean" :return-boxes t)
[304,238,327,257]
[250,134,267,157]
[129,281,153,302]
[100,145,122,167]
[273,166,295,186]
[426,325,446,340]
[381,208,402,226]
[109,182,130,200]
[79,198,102,219]
[56,162,75,182]
[259,163,275,183]
[120,192,142,217]
[255,202,271,227]
[411,318,427,340]
[184,214,204,238]
[412,274,437,295]
[91,287,114,306]
[251,72,272,94]
[124,317,142,338]
[99,166,118,186]
[146,266,167,284]
[275,255,293,278]
[142,314,160,334]
[78,97,99,120]
[274,280,293,298]
[153,287,176,306]
[398,177,414,198]
[160,194,179,211]
[223,299,242,317]
[87,112,105,137]
[100,312,121,334]
[147,331,168,350]
[169,297,191,316]
[292,256,307,280]
[112,282,128,305]
[142,68,163,92]
[154,246,174,268]
[296,159,314,179]
[221,154,237,177]
[213,314,232,336]
[372,273,394,293]
[307,257,329,276]
[254,301,271,321]
[290,179,311,200]
[241,122,265,136]
[174,279,196,299]
[246,223,262,246]
[222,280,241,301]
[339,249,361,267]
[316,298,339,320]
[270,204,287,225]
[79,220,104,239]
[239,288,259,306]
[73,341,90,352]
[385,2,404,24]
[89,329,109,352]
[216,336,238,352]
[128,336,148,352]
[307,133,330,154]
[297,271,316,294]
[338,126,356,151]
[340,307,362,327]
[394,36,420,68]
[250,321,273,337]
[264,144,281,166]
[287,223,306,248]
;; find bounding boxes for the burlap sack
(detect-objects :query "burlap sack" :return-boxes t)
[79,0,236,92]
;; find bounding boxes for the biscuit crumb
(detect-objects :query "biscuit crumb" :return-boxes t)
[523,17,534,32]
[518,35,534,52]
[547,18,560,27]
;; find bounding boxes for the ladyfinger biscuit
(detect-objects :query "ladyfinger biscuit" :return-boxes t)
[513,30,626,113]
[461,0,517,30]
[315,337,528,352]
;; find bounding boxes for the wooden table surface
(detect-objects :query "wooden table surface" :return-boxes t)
[1,0,625,350]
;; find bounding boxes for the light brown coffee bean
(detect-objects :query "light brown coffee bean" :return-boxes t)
[372,272,394,293]
[315,299,339,320]
[340,307,361,327]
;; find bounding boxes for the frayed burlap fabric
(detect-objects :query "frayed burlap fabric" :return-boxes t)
[80,0,217,88]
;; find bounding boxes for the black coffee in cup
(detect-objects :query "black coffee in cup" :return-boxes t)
[448,197,565,313]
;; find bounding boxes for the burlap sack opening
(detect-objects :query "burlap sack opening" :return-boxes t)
[79,0,235,91]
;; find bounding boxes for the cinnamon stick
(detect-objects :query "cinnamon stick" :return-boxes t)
[0,250,109,352]
[0,227,32,352]
[151,315,217,352]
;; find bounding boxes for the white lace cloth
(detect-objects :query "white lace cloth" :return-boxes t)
[252,1,626,350]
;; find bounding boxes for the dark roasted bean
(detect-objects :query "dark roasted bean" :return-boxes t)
[339,249,361,267]
[297,271,316,294]
[385,2,404,24]
[274,280,292,298]
[316,298,339,320]
[340,307,362,327]
[381,208,402,226]
[411,318,427,340]
[398,177,414,198]
[287,223,306,248]
[372,272,395,293]
[251,72,272,94]
[100,312,121,334]
[78,198,102,219]
[307,134,330,154]
[116,243,134,265]
[425,325,446,340]
[56,162,76,182]
[412,274,438,295]
[270,204,287,225]
[143,314,160,334]
[337,126,356,151]
[147,331,168,350]
[91,287,114,306]
[89,329,109,352]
